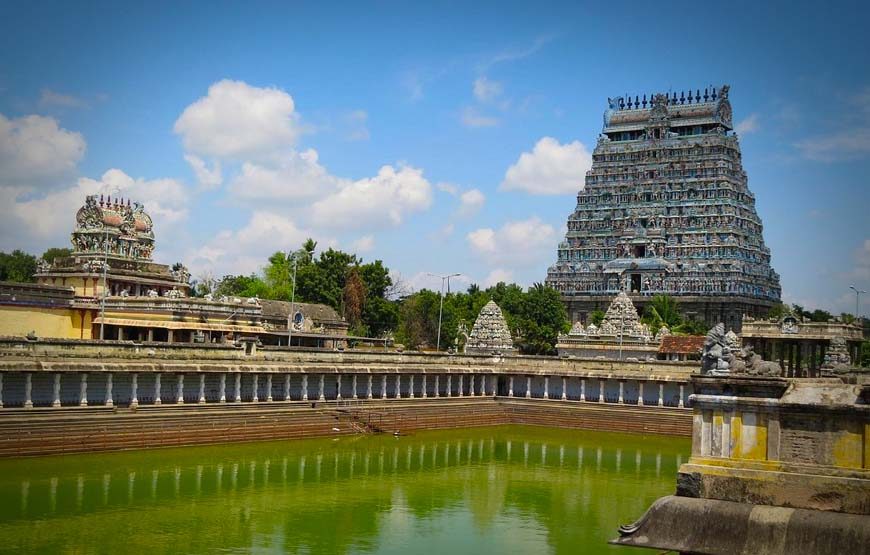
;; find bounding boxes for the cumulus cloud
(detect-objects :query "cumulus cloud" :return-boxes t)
[501,137,591,195]
[0,169,189,254]
[735,113,760,135]
[473,76,503,103]
[0,113,86,184]
[344,110,370,141]
[458,188,485,216]
[184,154,222,189]
[483,268,514,287]
[461,106,498,128]
[351,235,375,253]
[228,148,340,201]
[467,217,557,267]
[173,79,301,160]
[310,165,433,230]
[189,211,315,275]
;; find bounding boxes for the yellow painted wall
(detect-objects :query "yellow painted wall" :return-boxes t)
[0,305,80,339]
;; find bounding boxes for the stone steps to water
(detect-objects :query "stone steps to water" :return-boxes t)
[0,398,690,457]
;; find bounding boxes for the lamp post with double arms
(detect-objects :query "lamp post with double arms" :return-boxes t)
[427,272,461,351]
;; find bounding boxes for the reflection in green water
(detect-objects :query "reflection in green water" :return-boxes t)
[0,426,688,554]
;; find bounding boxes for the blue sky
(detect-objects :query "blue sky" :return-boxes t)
[1,0,868,315]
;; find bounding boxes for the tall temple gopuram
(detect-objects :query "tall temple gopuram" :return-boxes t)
[545,86,781,331]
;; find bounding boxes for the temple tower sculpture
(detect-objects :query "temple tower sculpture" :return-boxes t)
[545,86,780,330]
[465,301,515,354]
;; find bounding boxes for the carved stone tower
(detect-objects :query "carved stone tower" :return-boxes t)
[545,86,780,331]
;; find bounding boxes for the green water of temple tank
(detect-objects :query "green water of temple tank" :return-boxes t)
[0,425,689,554]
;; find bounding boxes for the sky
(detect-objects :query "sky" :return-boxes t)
[1,0,869,316]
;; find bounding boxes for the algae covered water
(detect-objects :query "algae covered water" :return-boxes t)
[0,426,688,554]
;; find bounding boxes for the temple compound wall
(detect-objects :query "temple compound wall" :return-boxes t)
[546,86,781,331]
[0,338,695,456]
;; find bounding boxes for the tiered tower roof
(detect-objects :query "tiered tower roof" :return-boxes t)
[466,300,514,354]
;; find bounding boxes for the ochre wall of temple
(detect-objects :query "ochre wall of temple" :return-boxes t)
[0,306,83,339]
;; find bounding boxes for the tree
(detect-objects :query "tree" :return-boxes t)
[41,247,72,264]
[642,295,683,335]
[0,250,37,282]
[588,310,605,326]
[214,274,269,298]
[809,309,833,323]
[767,302,789,320]
[343,267,367,330]
[513,283,569,355]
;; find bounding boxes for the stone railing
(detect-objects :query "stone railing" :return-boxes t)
[0,338,696,410]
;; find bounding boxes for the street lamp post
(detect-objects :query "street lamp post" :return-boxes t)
[288,254,299,348]
[98,192,119,340]
[427,272,461,351]
[850,285,866,323]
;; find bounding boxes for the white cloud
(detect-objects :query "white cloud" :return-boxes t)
[189,211,315,275]
[173,79,300,160]
[735,113,760,135]
[351,235,375,253]
[461,106,498,128]
[483,268,514,287]
[501,137,591,195]
[473,76,503,103]
[437,182,459,195]
[228,148,340,201]
[467,217,557,267]
[344,110,370,141]
[310,165,433,230]
[184,154,222,189]
[795,129,870,162]
[0,169,189,255]
[39,89,87,109]
[0,113,86,184]
[458,188,485,216]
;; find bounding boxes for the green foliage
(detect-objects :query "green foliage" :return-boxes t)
[809,309,833,323]
[214,274,269,298]
[767,302,789,320]
[862,341,870,368]
[641,294,683,335]
[41,247,72,264]
[0,250,37,282]
[588,310,605,326]
[676,318,709,336]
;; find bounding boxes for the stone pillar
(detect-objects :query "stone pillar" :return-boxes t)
[24,372,33,409]
[218,374,226,403]
[434,375,440,398]
[598,380,604,403]
[234,373,242,403]
[0,373,3,407]
[469,375,475,396]
[177,374,184,404]
[490,375,497,396]
[525,376,531,399]
[395,375,401,399]
[580,378,586,402]
[458,375,464,397]
[266,374,273,402]
[561,377,567,400]
[130,373,139,408]
[508,376,514,397]
[117,327,124,341]
[381,375,387,399]
[79,373,88,407]
[198,374,206,404]
[284,374,291,401]
[147,329,154,342]
[252,374,259,403]
[105,373,114,407]
[618,381,624,404]
[658,383,664,407]
[367,375,373,399]
[167,329,174,343]
[336,375,343,401]
[318,374,325,401]
[154,373,162,405]
[301,374,308,401]
[352,374,358,399]
[408,375,414,399]
[638,381,644,406]
[446,375,452,398]
[52,373,62,407]
[422,375,427,398]
[543,376,549,399]
[678,384,685,408]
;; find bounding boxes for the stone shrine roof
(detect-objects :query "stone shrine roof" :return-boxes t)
[466,300,514,354]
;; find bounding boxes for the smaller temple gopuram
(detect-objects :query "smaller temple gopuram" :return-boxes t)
[0,195,348,346]
[465,301,515,355]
